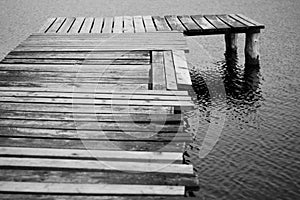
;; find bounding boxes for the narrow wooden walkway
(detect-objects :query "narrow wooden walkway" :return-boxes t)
[0,32,197,199]
[39,14,264,35]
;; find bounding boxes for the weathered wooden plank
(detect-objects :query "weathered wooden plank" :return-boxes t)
[123,16,134,33]
[165,16,186,32]
[0,169,199,189]
[0,111,182,122]
[79,17,94,33]
[38,18,56,33]
[163,51,177,90]
[0,97,193,107]
[6,51,150,59]
[191,15,216,31]
[0,91,191,101]
[177,15,200,31]
[20,40,186,45]
[101,17,113,33]
[90,17,104,33]
[236,14,265,28]
[228,14,256,27]
[0,71,148,79]
[0,127,190,143]
[152,16,171,31]
[46,17,66,33]
[0,147,183,163]
[0,103,173,114]
[204,15,230,30]
[0,82,149,90]
[0,157,192,174]
[0,64,151,74]
[30,32,184,39]
[0,86,188,95]
[1,58,150,65]
[133,16,146,32]
[13,45,188,52]
[0,78,148,85]
[5,51,150,60]
[57,17,75,33]
[113,16,123,33]
[68,17,85,33]
[217,15,247,29]
[151,51,166,90]
[0,194,201,200]
[143,16,156,32]
[0,182,185,196]
[0,137,185,152]
[172,50,192,86]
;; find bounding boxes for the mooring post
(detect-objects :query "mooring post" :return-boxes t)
[225,33,238,54]
[245,31,260,65]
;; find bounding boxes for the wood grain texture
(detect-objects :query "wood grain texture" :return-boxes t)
[90,17,104,33]
[152,16,171,31]
[0,181,185,196]
[79,17,94,33]
[68,17,85,33]
[165,16,186,32]
[163,51,178,90]
[46,17,66,33]
[143,16,156,32]
[172,50,192,86]
[57,17,75,33]
[151,51,166,90]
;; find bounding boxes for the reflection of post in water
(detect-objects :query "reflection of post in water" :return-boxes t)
[223,47,261,101]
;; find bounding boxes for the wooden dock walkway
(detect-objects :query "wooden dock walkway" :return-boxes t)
[0,31,198,199]
[38,14,264,65]
[0,14,264,199]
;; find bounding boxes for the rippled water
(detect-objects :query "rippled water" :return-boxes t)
[0,0,299,199]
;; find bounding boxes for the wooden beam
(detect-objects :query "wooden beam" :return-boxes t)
[0,157,194,174]
[0,182,185,196]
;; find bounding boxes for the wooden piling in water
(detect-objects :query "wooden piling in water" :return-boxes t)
[245,32,260,65]
[225,33,238,54]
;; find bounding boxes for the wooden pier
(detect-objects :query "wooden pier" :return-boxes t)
[0,14,264,199]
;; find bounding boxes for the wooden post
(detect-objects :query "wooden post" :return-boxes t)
[245,31,260,65]
[225,33,238,54]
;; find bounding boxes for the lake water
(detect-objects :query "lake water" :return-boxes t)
[0,0,299,199]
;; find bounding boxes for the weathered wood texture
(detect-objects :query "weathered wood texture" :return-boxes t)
[0,30,198,199]
[39,15,264,35]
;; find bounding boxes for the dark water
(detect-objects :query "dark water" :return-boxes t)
[0,0,299,199]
